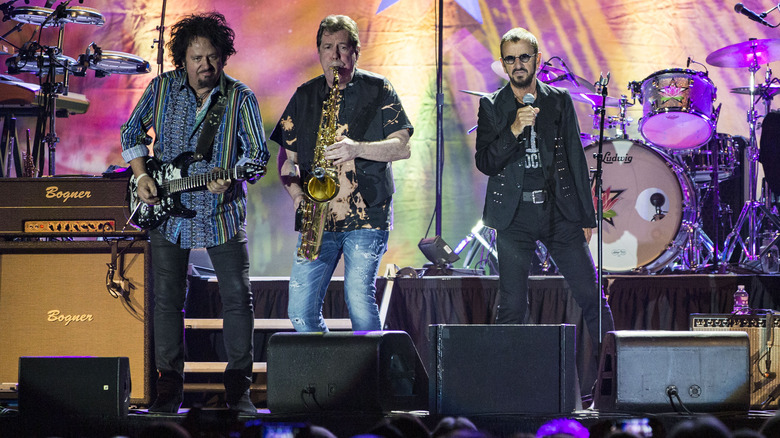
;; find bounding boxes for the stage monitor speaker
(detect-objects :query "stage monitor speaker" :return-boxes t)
[428,324,577,415]
[19,356,131,419]
[691,313,780,408]
[0,240,152,405]
[594,330,750,412]
[266,331,428,413]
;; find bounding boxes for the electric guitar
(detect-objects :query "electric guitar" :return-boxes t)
[127,151,265,230]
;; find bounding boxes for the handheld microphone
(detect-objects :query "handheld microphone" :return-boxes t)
[522,93,537,152]
[735,3,772,27]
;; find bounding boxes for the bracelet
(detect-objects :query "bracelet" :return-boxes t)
[136,173,150,183]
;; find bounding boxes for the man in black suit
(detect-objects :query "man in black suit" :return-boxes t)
[474,27,614,399]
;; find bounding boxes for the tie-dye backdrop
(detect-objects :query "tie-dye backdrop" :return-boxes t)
[2,0,777,276]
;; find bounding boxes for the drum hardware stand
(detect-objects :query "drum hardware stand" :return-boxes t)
[668,203,716,272]
[0,115,21,177]
[616,95,632,139]
[675,106,724,273]
[722,54,780,270]
[33,3,73,176]
[588,95,632,140]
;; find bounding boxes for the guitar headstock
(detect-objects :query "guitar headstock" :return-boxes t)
[236,158,266,182]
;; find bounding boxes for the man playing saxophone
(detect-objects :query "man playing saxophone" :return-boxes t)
[270,14,412,332]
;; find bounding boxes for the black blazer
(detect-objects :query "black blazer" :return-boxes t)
[474,81,597,231]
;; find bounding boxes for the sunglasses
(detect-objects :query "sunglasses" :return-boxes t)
[502,53,537,65]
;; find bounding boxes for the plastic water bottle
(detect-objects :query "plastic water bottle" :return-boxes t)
[733,285,750,315]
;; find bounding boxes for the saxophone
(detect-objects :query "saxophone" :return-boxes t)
[297,66,342,260]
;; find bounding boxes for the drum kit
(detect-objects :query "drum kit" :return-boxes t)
[0,1,151,177]
[459,39,780,274]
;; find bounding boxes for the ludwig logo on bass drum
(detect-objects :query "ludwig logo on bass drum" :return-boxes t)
[603,151,633,164]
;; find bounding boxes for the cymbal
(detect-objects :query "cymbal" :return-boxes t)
[490,60,595,94]
[706,39,780,68]
[459,89,491,97]
[731,84,780,98]
[10,6,56,27]
[10,5,104,27]
[571,92,622,107]
[537,64,595,94]
[490,60,510,81]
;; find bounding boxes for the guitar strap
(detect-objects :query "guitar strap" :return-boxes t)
[194,75,236,162]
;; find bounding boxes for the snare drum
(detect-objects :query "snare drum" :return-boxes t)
[637,69,716,150]
[680,133,738,184]
[88,51,151,75]
[585,139,696,272]
[6,53,77,76]
[61,6,105,26]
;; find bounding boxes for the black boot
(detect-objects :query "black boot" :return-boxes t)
[224,369,255,415]
[149,371,183,413]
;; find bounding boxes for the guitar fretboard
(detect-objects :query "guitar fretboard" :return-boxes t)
[162,167,246,194]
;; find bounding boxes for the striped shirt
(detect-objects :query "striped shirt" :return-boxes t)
[121,69,269,248]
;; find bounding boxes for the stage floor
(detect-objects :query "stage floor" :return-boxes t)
[2,273,780,437]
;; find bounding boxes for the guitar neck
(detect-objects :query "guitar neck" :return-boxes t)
[162,167,238,195]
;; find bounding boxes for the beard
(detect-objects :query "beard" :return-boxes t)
[197,76,216,89]
[508,60,537,89]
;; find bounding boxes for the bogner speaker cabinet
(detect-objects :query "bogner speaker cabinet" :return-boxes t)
[0,240,152,405]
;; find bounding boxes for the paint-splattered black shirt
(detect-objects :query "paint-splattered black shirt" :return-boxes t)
[271,69,413,231]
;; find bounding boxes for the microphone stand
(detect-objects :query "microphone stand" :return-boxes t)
[152,0,166,76]
[593,73,610,346]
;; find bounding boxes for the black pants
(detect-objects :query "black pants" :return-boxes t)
[150,229,254,386]
[495,199,614,393]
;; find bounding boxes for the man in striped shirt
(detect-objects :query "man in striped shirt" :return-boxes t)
[120,12,269,414]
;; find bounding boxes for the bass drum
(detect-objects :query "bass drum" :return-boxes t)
[585,139,697,272]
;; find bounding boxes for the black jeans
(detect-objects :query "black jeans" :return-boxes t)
[495,200,614,390]
[150,229,254,383]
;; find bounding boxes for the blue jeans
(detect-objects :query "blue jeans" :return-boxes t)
[288,229,388,332]
[150,229,254,382]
